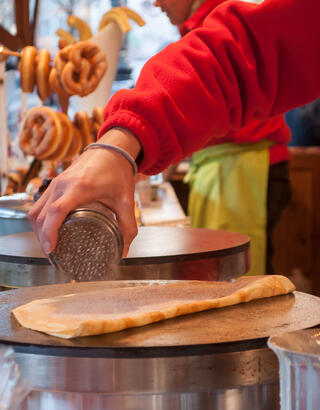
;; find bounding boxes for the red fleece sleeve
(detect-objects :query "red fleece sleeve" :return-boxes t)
[99,0,320,174]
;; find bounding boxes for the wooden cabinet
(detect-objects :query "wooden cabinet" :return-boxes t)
[273,148,320,296]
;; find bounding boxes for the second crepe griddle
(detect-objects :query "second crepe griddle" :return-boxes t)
[0,227,249,265]
[0,227,250,287]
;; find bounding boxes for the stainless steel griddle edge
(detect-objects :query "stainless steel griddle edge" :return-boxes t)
[3,332,270,359]
[0,228,251,287]
[0,228,250,266]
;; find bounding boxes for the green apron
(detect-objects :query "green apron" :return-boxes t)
[184,141,271,276]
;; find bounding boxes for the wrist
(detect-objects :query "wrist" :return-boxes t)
[83,143,138,176]
[98,128,142,163]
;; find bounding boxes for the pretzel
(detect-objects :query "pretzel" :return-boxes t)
[49,68,68,97]
[98,7,145,34]
[35,49,52,101]
[119,6,146,27]
[49,46,71,110]
[91,106,104,139]
[20,107,63,160]
[58,38,69,50]
[63,126,83,162]
[98,8,131,33]
[61,57,92,96]
[67,15,93,41]
[56,28,75,48]
[43,112,73,161]
[73,111,93,149]
[20,46,37,93]
[60,41,107,97]
[49,45,73,97]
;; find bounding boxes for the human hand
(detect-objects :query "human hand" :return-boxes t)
[28,128,142,257]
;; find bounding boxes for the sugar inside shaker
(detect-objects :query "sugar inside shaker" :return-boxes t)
[49,202,123,281]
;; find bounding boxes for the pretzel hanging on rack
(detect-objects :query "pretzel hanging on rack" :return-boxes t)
[91,106,104,140]
[35,49,52,101]
[63,127,83,163]
[60,41,107,97]
[19,106,103,163]
[49,45,72,98]
[18,46,53,101]
[44,112,73,162]
[20,46,37,93]
[73,110,93,149]
[4,41,107,105]
[19,106,64,160]
[49,41,107,98]
[56,28,76,49]
[20,107,81,163]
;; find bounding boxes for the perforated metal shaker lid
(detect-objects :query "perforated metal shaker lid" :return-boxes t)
[49,202,123,282]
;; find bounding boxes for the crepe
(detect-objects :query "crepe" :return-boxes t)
[12,275,295,339]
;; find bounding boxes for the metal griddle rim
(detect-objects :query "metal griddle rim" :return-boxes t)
[1,337,269,359]
[0,242,249,266]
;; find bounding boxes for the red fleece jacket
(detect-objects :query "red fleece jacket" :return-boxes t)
[99,0,320,174]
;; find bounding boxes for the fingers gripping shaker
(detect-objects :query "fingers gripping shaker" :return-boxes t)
[49,202,124,281]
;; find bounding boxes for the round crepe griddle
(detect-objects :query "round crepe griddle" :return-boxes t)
[2,281,320,357]
[0,227,249,265]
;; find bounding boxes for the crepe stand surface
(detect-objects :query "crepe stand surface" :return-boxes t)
[1,281,320,410]
[0,227,250,288]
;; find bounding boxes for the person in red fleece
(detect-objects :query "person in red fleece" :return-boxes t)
[153,0,292,276]
[29,0,320,264]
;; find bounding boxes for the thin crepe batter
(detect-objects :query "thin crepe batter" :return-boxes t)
[12,275,295,339]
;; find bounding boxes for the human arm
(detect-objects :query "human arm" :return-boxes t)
[100,0,320,174]
[30,0,320,255]
[28,128,141,256]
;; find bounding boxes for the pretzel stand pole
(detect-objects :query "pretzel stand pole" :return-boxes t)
[20,91,28,120]
[0,55,8,195]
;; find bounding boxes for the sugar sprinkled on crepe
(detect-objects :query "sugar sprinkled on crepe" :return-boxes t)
[12,275,295,339]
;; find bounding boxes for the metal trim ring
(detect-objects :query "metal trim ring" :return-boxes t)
[14,347,278,394]
[21,386,280,410]
[0,250,249,288]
